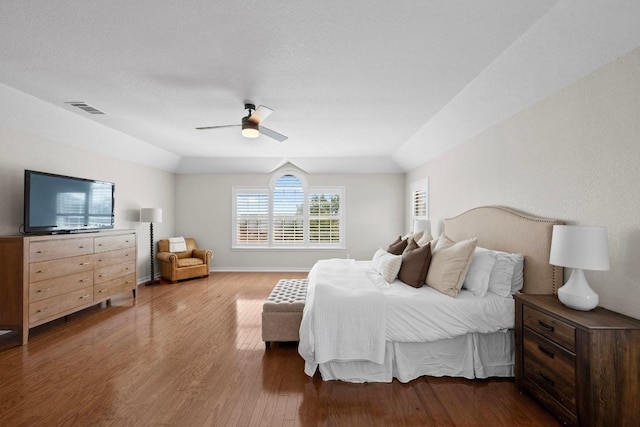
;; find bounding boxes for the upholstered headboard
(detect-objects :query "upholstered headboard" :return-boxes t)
[443,206,564,295]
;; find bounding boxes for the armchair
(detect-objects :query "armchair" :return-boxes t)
[156,237,212,283]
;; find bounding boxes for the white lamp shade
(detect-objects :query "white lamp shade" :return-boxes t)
[140,208,163,223]
[549,225,610,271]
[413,219,431,234]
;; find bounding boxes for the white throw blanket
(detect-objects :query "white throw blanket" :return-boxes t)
[168,236,187,252]
[299,259,387,376]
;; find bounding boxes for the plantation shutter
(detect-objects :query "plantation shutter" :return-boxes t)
[309,191,342,245]
[272,175,304,244]
[411,178,429,221]
[235,189,269,245]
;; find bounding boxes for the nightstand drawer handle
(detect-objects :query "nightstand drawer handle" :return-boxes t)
[539,372,555,386]
[538,345,555,359]
[538,320,554,332]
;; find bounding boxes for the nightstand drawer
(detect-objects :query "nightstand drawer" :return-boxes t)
[523,305,575,352]
[523,328,576,413]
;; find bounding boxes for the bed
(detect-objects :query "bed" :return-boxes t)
[298,206,564,383]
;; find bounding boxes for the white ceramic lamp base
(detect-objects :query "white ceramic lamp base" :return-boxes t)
[557,268,599,311]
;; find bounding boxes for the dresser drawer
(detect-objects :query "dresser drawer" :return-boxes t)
[523,305,576,352]
[94,234,135,253]
[29,271,94,302]
[94,261,136,284]
[94,247,136,268]
[29,254,94,282]
[523,328,576,413]
[29,286,94,324]
[95,273,136,299]
[29,238,93,263]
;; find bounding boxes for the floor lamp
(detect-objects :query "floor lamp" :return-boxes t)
[140,208,162,285]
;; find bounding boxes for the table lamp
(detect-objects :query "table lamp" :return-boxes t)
[549,225,610,311]
[413,219,431,235]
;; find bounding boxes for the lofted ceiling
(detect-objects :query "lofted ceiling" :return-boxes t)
[1,1,640,174]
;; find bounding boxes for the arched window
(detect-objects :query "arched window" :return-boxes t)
[233,169,344,248]
[272,174,305,244]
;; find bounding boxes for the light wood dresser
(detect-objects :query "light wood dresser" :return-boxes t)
[0,229,137,345]
[515,294,640,426]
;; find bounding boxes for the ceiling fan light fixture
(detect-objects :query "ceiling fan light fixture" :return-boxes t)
[241,117,259,138]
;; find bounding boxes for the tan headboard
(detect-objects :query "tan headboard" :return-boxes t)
[443,206,564,295]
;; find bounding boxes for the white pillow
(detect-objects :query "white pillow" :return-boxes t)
[403,230,424,243]
[475,247,524,297]
[372,249,403,283]
[463,248,497,297]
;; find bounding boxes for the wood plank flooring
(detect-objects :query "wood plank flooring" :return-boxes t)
[0,272,560,426]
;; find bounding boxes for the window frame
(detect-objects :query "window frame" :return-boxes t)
[232,176,345,250]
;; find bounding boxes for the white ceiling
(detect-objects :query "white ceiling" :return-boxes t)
[1,1,640,174]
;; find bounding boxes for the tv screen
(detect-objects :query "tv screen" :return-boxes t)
[24,170,115,234]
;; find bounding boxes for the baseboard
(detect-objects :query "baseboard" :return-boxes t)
[210,267,310,273]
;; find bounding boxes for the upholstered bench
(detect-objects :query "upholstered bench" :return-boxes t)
[262,278,308,348]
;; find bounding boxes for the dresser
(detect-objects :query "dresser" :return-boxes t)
[514,294,640,426]
[0,230,137,345]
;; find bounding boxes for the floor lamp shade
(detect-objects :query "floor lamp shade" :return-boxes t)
[549,225,610,311]
[140,208,163,224]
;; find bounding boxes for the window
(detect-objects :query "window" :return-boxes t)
[410,178,429,224]
[309,191,341,244]
[235,189,269,245]
[233,172,344,249]
[272,175,304,244]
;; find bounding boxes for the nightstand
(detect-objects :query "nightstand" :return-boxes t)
[514,294,640,427]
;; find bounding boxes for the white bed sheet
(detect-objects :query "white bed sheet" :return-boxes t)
[299,259,516,382]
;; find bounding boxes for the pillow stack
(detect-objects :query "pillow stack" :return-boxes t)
[462,247,524,297]
[371,232,521,299]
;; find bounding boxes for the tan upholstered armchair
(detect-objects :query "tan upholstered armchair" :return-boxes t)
[156,238,212,283]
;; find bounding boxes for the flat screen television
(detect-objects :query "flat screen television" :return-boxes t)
[24,170,115,234]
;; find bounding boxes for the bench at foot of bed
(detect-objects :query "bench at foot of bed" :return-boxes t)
[262,278,308,348]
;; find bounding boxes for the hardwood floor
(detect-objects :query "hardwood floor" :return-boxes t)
[0,272,560,426]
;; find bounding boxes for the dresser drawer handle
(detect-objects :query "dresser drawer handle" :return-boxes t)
[36,307,48,313]
[80,278,90,282]
[36,250,45,254]
[99,289,107,293]
[80,294,90,299]
[35,269,48,274]
[539,372,555,386]
[538,320,554,332]
[37,288,50,293]
[80,262,91,266]
[538,345,555,359]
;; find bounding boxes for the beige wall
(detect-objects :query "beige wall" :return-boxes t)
[407,47,640,319]
[0,127,175,283]
[175,173,405,271]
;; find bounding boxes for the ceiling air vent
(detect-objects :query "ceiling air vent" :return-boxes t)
[65,102,105,115]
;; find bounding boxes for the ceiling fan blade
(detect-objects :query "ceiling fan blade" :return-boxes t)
[248,105,274,124]
[195,124,240,130]
[259,126,288,142]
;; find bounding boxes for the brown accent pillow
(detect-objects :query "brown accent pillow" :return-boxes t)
[398,240,432,288]
[387,236,408,255]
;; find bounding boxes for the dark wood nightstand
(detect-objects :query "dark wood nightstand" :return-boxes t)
[514,294,640,427]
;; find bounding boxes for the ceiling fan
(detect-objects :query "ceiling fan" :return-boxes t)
[196,103,288,142]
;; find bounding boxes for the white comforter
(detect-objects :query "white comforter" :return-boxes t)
[299,259,515,376]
